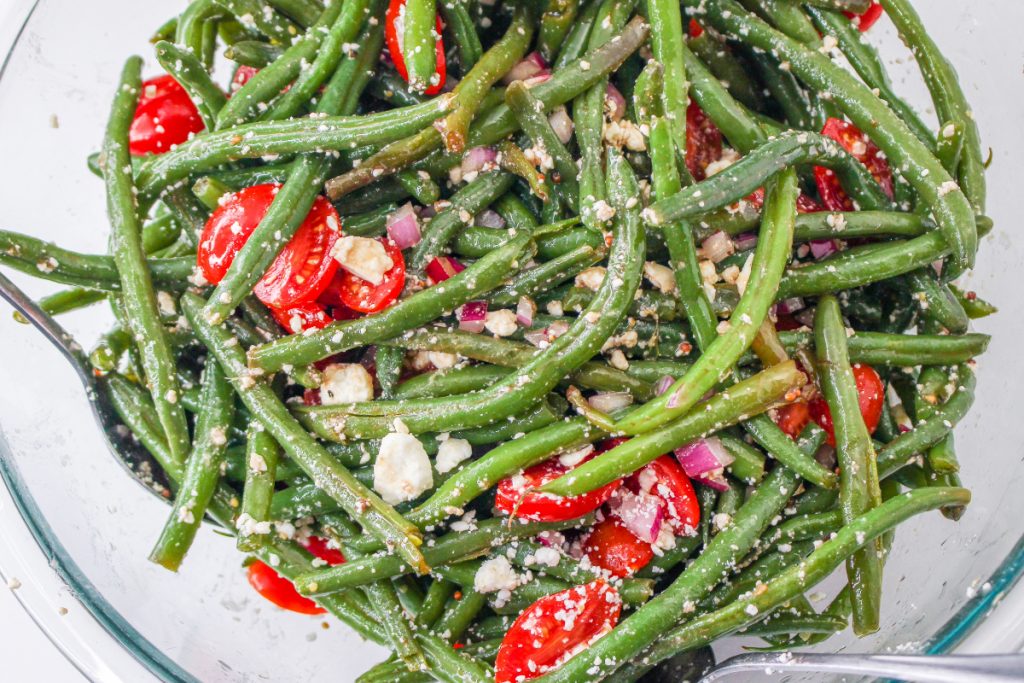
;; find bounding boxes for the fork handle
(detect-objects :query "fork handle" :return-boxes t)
[703,652,1024,683]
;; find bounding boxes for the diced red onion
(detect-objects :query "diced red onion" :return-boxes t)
[611,489,665,544]
[426,256,465,283]
[523,74,552,88]
[461,146,498,176]
[457,300,488,333]
[810,239,839,260]
[733,232,758,252]
[524,328,549,347]
[701,230,734,263]
[416,204,436,219]
[588,391,633,413]
[549,107,574,145]
[516,296,536,327]
[815,443,837,470]
[475,209,506,229]
[674,437,735,478]
[547,320,570,338]
[776,297,806,316]
[604,83,627,122]
[693,471,731,492]
[503,52,549,84]
[654,375,676,397]
[385,202,421,249]
[794,307,816,328]
[931,259,944,276]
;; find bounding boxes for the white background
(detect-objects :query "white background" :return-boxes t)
[0,6,84,683]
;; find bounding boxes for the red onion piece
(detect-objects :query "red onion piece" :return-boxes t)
[733,232,758,252]
[524,328,549,347]
[654,375,676,397]
[588,391,633,413]
[548,107,574,145]
[931,259,944,276]
[611,489,665,544]
[776,297,806,316]
[461,146,498,177]
[810,239,839,260]
[502,52,549,84]
[457,300,488,333]
[674,436,735,478]
[475,209,506,229]
[693,471,731,492]
[426,256,465,283]
[701,231,735,263]
[523,74,552,88]
[385,202,421,249]
[416,204,436,219]
[516,296,536,327]
[793,307,816,328]
[604,83,627,122]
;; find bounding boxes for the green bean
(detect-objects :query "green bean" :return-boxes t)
[410,171,515,271]
[403,0,438,93]
[693,0,977,273]
[646,0,688,161]
[153,41,227,129]
[439,0,482,71]
[394,365,507,400]
[12,288,106,322]
[212,0,300,44]
[268,0,323,27]
[616,487,969,676]
[800,0,871,10]
[815,294,883,634]
[295,516,589,595]
[224,40,283,67]
[395,169,441,204]
[149,361,234,570]
[906,269,969,334]
[539,361,805,497]
[617,169,799,435]
[434,590,487,644]
[236,424,280,552]
[717,433,766,484]
[532,465,803,683]
[488,245,602,307]
[102,57,191,463]
[949,284,997,320]
[686,32,763,112]
[180,292,429,573]
[537,0,579,62]
[249,227,533,372]
[176,0,221,65]
[742,413,837,488]
[452,224,598,260]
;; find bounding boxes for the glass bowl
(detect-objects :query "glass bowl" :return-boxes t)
[0,1,1022,681]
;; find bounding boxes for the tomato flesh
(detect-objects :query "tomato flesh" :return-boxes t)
[808,363,885,446]
[231,65,260,93]
[626,456,700,534]
[494,453,621,522]
[814,118,894,212]
[774,402,812,440]
[272,301,337,334]
[747,187,824,214]
[844,2,884,32]
[246,536,344,615]
[685,102,723,181]
[583,518,655,577]
[494,580,622,683]
[197,184,342,311]
[385,0,447,95]
[331,238,406,313]
[130,75,204,156]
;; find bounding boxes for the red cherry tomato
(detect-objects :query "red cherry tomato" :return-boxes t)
[626,456,700,534]
[844,2,883,32]
[385,0,447,95]
[197,184,341,310]
[688,19,705,38]
[271,301,337,334]
[231,65,261,93]
[773,401,812,440]
[814,118,894,212]
[329,238,406,314]
[583,518,655,577]
[685,102,723,181]
[746,187,824,214]
[494,452,622,522]
[246,536,344,615]
[808,363,885,446]
[494,580,622,683]
[129,75,204,156]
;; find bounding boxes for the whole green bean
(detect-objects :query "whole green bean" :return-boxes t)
[236,423,280,552]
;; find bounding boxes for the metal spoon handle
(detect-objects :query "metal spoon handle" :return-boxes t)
[0,272,90,382]
[701,652,1024,683]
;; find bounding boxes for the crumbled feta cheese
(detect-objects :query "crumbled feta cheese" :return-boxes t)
[533,546,562,567]
[576,266,607,291]
[603,119,646,151]
[319,363,375,405]
[474,556,521,594]
[643,261,677,294]
[435,437,472,473]
[373,433,434,504]
[591,200,616,223]
[609,349,629,370]
[704,148,741,177]
[427,351,458,369]
[236,512,272,537]
[485,309,518,337]
[331,235,393,285]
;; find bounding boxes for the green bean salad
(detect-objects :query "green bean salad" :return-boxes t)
[0,0,994,680]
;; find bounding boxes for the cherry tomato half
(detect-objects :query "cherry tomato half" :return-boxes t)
[327,238,406,314]
[808,363,885,446]
[686,102,723,181]
[746,187,824,214]
[494,452,622,522]
[844,2,884,32]
[494,580,622,683]
[385,0,447,95]
[197,184,341,311]
[814,118,894,212]
[246,536,344,615]
[583,518,655,577]
[271,301,337,334]
[773,401,812,440]
[626,456,700,534]
[231,65,260,93]
[129,75,204,156]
